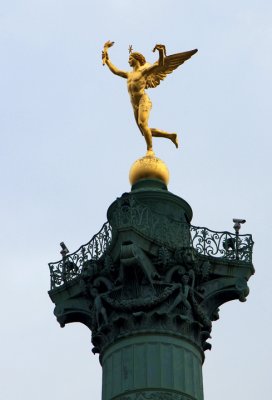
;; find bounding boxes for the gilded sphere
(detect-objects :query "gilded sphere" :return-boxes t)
[129,154,169,186]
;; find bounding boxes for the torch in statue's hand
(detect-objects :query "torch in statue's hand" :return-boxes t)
[102,40,115,65]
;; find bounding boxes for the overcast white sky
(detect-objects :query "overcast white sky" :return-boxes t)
[1,1,271,399]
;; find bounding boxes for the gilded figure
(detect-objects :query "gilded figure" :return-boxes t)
[102,41,197,154]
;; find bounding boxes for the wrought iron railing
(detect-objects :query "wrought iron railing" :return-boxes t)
[190,226,253,263]
[49,222,112,290]
[49,219,253,290]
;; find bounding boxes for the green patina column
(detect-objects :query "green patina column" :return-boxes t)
[48,177,254,400]
[49,41,254,400]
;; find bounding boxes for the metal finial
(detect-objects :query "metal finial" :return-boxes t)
[128,45,133,54]
[233,218,246,234]
[60,241,69,258]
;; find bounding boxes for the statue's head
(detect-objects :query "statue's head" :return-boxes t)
[129,52,146,67]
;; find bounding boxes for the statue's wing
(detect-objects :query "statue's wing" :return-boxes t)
[145,49,198,89]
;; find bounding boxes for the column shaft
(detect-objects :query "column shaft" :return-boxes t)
[101,334,204,400]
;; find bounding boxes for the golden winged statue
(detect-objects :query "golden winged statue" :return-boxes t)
[102,41,197,155]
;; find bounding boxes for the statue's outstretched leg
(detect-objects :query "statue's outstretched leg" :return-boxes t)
[151,129,179,148]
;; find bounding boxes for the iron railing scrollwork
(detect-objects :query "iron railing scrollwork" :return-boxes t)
[190,226,253,263]
[49,222,112,290]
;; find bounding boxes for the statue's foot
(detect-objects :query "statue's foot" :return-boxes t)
[171,134,178,148]
[146,149,155,157]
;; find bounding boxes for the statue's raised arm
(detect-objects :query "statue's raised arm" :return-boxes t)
[102,40,128,79]
[144,45,198,88]
[102,42,198,154]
